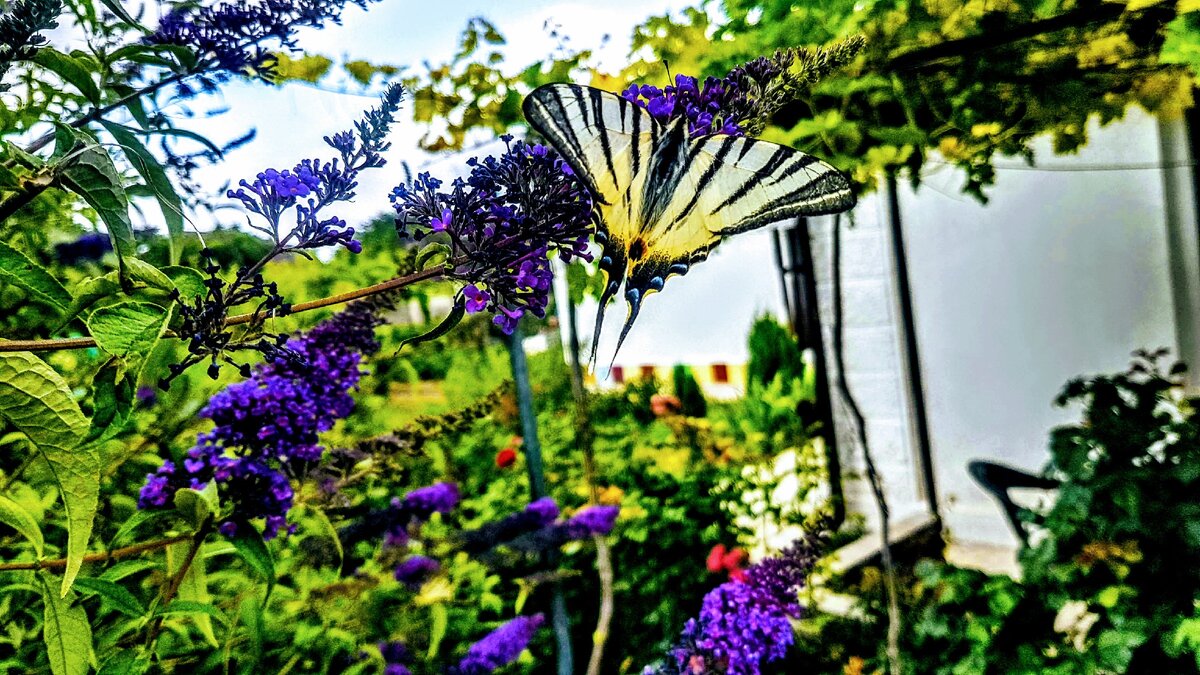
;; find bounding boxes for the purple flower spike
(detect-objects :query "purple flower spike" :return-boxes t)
[402,482,460,519]
[455,614,545,674]
[564,505,620,538]
[525,497,560,526]
[394,555,441,589]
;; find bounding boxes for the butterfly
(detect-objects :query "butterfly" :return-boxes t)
[522,83,856,366]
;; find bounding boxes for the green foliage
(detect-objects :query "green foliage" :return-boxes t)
[746,313,806,392]
[671,364,707,417]
[791,354,1200,673]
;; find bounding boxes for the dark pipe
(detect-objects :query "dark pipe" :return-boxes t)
[885,175,940,520]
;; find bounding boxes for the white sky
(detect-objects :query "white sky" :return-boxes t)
[179,0,696,230]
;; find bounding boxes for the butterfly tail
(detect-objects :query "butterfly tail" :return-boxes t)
[589,239,628,369]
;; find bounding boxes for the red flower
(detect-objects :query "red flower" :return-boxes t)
[706,544,728,573]
[722,547,747,571]
[496,448,518,468]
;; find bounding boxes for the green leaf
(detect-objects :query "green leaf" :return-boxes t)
[416,242,451,270]
[86,301,169,364]
[298,504,343,569]
[99,559,159,582]
[110,509,172,548]
[88,358,135,442]
[427,602,448,659]
[33,48,101,103]
[102,122,185,265]
[58,139,136,283]
[229,524,275,600]
[0,493,44,556]
[396,304,465,353]
[97,0,142,27]
[163,265,206,300]
[166,542,218,645]
[0,241,71,310]
[4,140,44,169]
[173,482,219,530]
[124,258,174,291]
[96,650,150,675]
[73,577,144,617]
[40,574,93,675]
[0,353,96,595]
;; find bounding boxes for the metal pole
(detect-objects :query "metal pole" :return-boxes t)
[506,326,572,674]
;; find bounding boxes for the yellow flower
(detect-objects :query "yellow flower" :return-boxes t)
[598,485,625,505]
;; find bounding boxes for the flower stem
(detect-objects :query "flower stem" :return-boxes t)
[0,532,194,571]
[0,261,459,353]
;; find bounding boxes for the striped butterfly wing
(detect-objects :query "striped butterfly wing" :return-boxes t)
[523,83,856,365]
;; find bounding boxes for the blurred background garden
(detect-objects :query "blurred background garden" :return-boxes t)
[4,0,1200,673]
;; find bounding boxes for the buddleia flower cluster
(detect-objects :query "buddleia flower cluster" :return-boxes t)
[644,532,825,675]
[620,37,866,139]
[390,136,596,334]
[0,0,60,84]
[147,0,377,77]
[167,83,404,383]
[138,299,390,538]
[340,486,614,674]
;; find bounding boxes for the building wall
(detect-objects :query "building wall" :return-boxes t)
[817,107,1193,546]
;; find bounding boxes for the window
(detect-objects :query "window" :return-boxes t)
[711,363,729,384]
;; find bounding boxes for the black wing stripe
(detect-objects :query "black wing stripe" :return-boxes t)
[771,153,821,184]
[759,146,791,177]
[588,86,619,187]
[731,172,851,231]
[673,135,738,223]
[737,139,756,162]
[709,170,769,215]
[629,103,642,179]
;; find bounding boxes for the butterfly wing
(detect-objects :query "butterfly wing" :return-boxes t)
[524,84,857,367]
[523,83,657,361]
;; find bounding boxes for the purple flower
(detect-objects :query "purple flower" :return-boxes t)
[402,482,460,519]
[391,138,595,334]
[394,555,440,589]
[645,532,825,674]
[379,641,412,675]
[431,208,453,231]
[563,505,619,538]
[455,614,545,675]
[138,300,388,538]
[462,284,491,313]
[621,72,750,138]
[147,0,378,77]
[525,497,559,525]
[54,232,112,265]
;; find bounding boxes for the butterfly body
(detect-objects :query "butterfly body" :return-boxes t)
[523,83,855,365]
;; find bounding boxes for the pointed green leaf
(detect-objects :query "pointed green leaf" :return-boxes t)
[73,576,144,617]
[165,542,218,646]
[229,524,275,600]
[40,574,93,675]
[101,122,185,265]
[0,353,96,595]
[86,301,169,364]
[99,559,160,582]
[0,240,70,311]
[96,650,151,675]
[4,140,44,169]
[33,48,101,103]
[124,258,174,291]
[416,242,451,270]
[396,303,465,353]
[97,0,142,27]
[0,493,44,556]
[58,139,136,283]
[173,482,219,530]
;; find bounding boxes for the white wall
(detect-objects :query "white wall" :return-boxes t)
[899,108,1185,545]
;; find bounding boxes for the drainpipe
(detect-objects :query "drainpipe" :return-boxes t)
[884,175,940,521]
